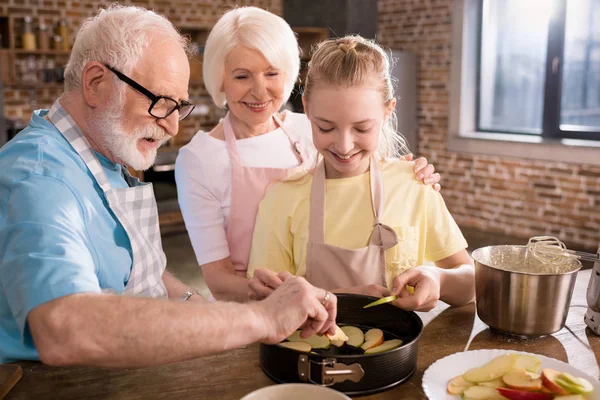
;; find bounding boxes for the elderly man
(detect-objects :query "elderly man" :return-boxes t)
[0,5,337,367]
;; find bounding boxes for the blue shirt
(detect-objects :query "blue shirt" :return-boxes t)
[0,109,133,363]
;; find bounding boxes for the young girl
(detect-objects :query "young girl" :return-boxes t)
[246,35,475,311]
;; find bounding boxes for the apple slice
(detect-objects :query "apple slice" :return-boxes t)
[479,378,506,388]
[541,369,570,395]
[446,374,474,395]
[325,325,349,342]
[287,330,330,349]
[364,339,403,354]
[462,385,506,400]
[559,373,594,394]
[502,368,543,391]
[463,354,517,383]
[331,340,345,347]
[515,355,541,373]
[341,326,364,348]
[360,328,384,351]
[496,387,554,400]
[278,342,311,352]
[556,377,594,395]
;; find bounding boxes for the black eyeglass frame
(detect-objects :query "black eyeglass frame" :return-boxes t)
[104,64,195,121]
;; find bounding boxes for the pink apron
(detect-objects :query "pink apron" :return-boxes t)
[223,112,311,275]
[306,158,399,290]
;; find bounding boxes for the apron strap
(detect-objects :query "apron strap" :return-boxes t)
[308,160,327,243]
[222,113,243,166]
[368,158,398,249]
[369,158,384,222]
[48,101,113,194]
[273,112,305,163]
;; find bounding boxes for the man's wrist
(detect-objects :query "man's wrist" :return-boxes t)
[248,301,269,343]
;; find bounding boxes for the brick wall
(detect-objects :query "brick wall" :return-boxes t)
[378,0,600,252]
[1,0,281,128]
[3,0,599,251]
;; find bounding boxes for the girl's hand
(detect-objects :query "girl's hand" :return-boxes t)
[403,154,441,192]
[390,266,441,311]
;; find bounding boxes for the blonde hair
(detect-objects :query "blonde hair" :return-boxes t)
[303,35,409,159]
[64,4,191,92]
[203,7,300,108]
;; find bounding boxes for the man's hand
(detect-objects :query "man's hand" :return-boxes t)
[248,268,286,300]
[390,266,442,311]
[253,275,337,344]
[403,154,441,192]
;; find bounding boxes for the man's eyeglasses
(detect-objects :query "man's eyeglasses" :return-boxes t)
[104,64,195,121]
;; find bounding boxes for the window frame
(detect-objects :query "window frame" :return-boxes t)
[448,0,600,166]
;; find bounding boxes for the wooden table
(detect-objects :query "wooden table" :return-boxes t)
[8,270,600,400]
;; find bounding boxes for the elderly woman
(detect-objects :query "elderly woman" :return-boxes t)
[175,7,441,302]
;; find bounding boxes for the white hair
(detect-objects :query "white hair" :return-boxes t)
[64,4,191,92]
[203,7,300,108]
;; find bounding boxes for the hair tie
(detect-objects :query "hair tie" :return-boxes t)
[339,42,357,55]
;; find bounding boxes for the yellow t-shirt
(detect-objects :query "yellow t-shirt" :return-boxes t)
[247,160,468,289]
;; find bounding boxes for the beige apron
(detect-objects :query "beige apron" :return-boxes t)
[223,112,311,276]
[305,158,399,291]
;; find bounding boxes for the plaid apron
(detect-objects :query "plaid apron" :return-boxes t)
[48,101,168,298]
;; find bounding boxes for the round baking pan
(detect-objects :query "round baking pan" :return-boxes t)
[259,294,423,396]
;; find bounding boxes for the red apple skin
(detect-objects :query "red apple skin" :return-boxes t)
[541,368,570,395]
[496,387,554,400]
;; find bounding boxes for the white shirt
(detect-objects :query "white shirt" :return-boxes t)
[175,111,316,266]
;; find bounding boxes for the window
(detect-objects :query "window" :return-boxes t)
[477,0,600,141]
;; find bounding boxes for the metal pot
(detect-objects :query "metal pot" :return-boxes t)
[259,294,423,396]
[472,245,580,337]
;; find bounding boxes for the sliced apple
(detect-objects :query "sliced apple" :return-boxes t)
[502,368,543,391]
[525,371,541,380]
[462,385,506,400]
[287,330,330,349]
[446,374,475,395]
[463,354,517,383]
[559,373,594,394]
[556,377,594,395]
[541,369,570,395]
[341,326,364,348]
[515,354,541,373]
[331,340,345,347]
[360,328,384,351]
[496,387,554,400]
[364,339,403,354]
[479,378,506,388]
[278,341,311,352]
[325,325,349,342]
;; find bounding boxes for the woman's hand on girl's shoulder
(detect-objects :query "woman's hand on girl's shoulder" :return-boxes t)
[402,154,441,192]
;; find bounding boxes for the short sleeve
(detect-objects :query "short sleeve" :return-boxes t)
[175,146,230,265]
[0,174,101,339]
[423,188,469,262]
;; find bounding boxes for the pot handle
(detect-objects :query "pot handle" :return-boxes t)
[298,355,365,387]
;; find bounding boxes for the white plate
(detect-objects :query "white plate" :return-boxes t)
[422,349,600,400]
[240,383,351,400]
